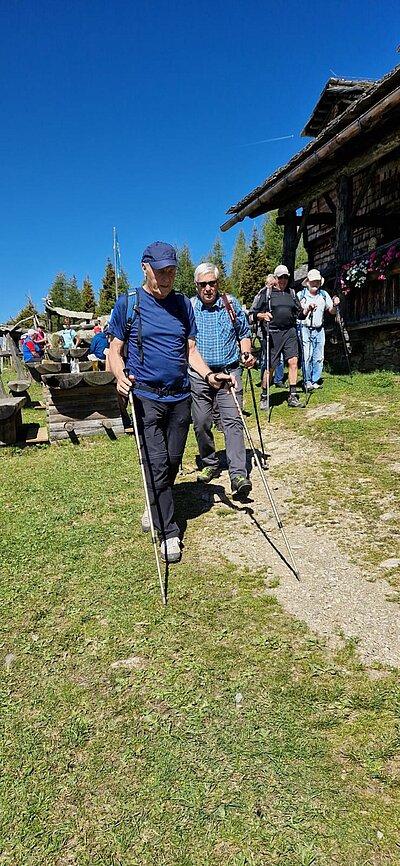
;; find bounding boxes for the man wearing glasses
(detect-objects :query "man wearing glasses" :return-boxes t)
[108,242,232,563]
[189,262,255,498]
[252,264,310,409]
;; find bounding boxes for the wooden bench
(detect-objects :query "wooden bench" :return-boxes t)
[0,396,27,445]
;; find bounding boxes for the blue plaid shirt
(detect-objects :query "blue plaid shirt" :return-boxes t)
[192,294,250,367]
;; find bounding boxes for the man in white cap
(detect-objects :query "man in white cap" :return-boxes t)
[297,269,339,389]
[22,329,43,364]
[251,264,311,408]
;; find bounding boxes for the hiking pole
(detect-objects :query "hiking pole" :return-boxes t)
[265,319,270,412]
[222,378,300,581]
[242,353,268,468]
[334,304,353,379]
[297,320,308,397]
[124,370,167,606]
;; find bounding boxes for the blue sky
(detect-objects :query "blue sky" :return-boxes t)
[1,0,398,322]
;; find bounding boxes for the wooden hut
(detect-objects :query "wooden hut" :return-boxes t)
[221,65,400,370]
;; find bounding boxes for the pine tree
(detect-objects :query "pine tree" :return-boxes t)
[174,244,195,296]
[241,226,267,307]
[81,276,97,314]
[7,295,39,327]
[295,237,308,269]
[230,228,247,299]
[260,210,284,271]
[117,268,131,297]
[207,235,228,291]
[49,272,68,308]
[98,259,117,315]
[65,275,82,312]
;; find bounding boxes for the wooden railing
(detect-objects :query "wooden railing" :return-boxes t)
[345,271,400,327]
[342,239,400,328]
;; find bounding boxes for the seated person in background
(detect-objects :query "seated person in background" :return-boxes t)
[89,325,108,360]
[34,324,47,350]
[22,329,43,363]
[61,318,78,350]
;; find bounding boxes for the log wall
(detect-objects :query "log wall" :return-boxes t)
[325,323,400,372]
[306,154,400,271]
[44,384,125,443]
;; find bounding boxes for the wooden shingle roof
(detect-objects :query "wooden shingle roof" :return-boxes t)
[222,64,400,229]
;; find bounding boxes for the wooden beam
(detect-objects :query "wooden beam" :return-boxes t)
[335,175,353,269]
[295,203,312,246]
[277,213,336,226]
[268,131,400,213]
[352,212,400,227]
[351,164,376,218]
[281,210,297,274]
[323,192,336,213]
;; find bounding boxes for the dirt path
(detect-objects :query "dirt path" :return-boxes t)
[186,425,400,670]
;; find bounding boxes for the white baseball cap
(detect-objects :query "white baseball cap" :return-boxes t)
[274,265,290,278]
[302,268,324,286]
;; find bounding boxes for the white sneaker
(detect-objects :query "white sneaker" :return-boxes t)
[305,382,313,390]
[141,508,151,533]
[312,382,321,389]
[160,536,181,563]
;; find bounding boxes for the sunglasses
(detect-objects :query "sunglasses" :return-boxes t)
[197,279,218,289]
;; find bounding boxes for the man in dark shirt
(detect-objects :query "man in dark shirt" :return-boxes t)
[251,264,311,408]
[107,241,233,563]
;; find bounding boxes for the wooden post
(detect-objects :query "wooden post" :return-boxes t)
[281,209,297,276]
[335,175,353,271]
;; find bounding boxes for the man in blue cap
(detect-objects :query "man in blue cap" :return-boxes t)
[108,241,233,563]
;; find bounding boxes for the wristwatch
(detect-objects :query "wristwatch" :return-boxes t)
[204,371,213,384]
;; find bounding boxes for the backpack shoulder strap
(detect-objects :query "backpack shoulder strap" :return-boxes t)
[124,288,144,364]
[221,292,237,327]
[125,288,138,337]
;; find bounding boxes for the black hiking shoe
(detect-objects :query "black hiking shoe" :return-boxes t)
[287,393,305,409]
[231,476,252,497]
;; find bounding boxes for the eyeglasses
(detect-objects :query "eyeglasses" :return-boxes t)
[197,279,218,289]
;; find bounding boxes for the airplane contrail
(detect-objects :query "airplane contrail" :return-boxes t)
[241,134,295,147]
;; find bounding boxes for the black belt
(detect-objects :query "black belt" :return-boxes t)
[134,381,190,398]
[209,362,239,373]
[304,325,323,331]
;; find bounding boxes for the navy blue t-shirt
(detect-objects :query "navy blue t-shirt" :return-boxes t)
[89,332,108,359]
[108,287,197,402]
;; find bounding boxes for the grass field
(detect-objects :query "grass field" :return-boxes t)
[0,370,399,865]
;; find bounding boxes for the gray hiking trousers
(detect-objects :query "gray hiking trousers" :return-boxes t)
[189,366,247,480]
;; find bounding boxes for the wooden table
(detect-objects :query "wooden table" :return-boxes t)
[42,371,125,443]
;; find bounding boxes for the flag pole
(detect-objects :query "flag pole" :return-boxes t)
[113,226,118,301]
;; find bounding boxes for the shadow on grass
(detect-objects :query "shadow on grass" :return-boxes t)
[174,470,299,582]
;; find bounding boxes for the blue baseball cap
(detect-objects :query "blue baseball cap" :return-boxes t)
[141,241,177,269]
